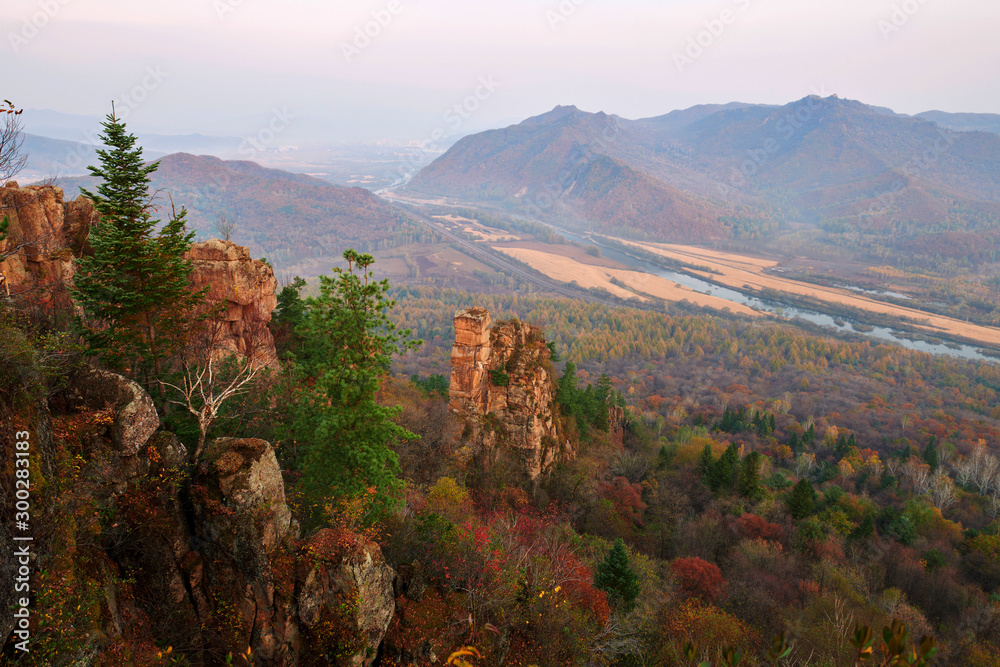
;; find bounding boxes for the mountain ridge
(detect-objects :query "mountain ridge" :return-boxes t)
[405,96,1000,258]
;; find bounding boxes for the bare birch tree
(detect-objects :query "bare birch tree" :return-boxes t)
[903,458,932,495]
[929,472,957,510]
[160,309,274,461]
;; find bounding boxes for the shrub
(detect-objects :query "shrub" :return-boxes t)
[671,556,726,603]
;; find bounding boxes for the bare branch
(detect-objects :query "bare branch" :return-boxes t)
[214,210,238,242]
[160,309,275,461]
[0,100,26,185]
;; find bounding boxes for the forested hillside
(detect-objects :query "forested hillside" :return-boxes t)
[58,153,433,272]
[386,286,1000,663]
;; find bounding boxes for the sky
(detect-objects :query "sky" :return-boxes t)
[3,0,999,143]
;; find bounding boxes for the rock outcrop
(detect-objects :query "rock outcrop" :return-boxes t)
[185,239,278,361]
[0,183,278,362]
[10,372,396,666]
[189,437,301,664]
[298,529,397,667]
[0,182,92,295]
[449,308,571,478]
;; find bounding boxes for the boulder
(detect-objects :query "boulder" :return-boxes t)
[70,368,159,456]
[298,529,396,667]
[191,437,299,664]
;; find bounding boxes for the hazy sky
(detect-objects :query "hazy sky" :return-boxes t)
[4,0,999,142]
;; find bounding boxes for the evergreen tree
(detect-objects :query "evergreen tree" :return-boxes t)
[923,437,939,473]
[698,443,715,478]
[739,450,763,500]
[274,276,307,328]
[787,478,815,519]
[803,423,816,447]
[789,431,802,455]
[71,110,203,382]
[593,374,613,431]
[850,513,875,541]
[709,442,740,492]
[834,434,849,460]
[558,360,579,398]
[271,276,307,358]
[594,538,640,612]
[288,250,420,517]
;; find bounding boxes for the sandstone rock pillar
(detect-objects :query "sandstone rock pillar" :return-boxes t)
[449,307,492,414]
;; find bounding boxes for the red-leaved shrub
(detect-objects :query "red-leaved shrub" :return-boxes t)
[671,556,726,603]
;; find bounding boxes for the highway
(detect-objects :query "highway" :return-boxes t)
[387,201,633,310]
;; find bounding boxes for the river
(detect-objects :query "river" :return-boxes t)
[560,229,999,364]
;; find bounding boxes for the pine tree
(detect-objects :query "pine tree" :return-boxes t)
[698,443,715,477]
[789,431,802,455]
[271,276,307,357]
[709,442,740,492]
[787,478,815,519]
[850,513,875,541]
[289,250,420,518]
[594,538,640,612]
[739,450,763,500]
[803,423,816,447]
[71,109,203,383]
[833,434,847,460]
[923,437,939,473]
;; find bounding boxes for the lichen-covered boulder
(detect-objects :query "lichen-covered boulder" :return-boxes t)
[297,528,396,667]
[70,368,159,456]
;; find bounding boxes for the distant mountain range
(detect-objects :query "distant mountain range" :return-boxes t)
[58,153,419,272]
[406,97,1000,260]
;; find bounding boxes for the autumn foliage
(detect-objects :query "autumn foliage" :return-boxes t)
[672,556,726,603]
